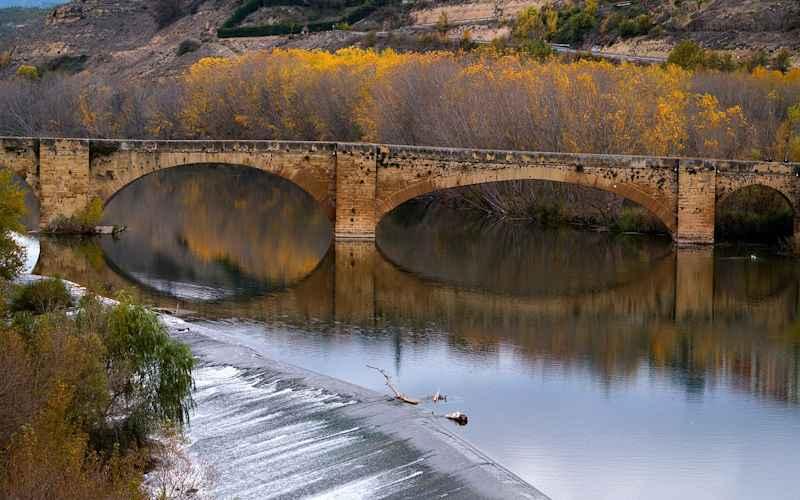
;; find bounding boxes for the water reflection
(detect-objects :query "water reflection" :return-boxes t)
[101,165,331,299]
[33,171,800,500]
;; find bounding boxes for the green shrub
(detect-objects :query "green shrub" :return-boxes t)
[44,198,103,234]
[612,207,663,234]
[0,234,23,282]
[529,202,563,226]
[551,9,596,45]
[703,51,739,72]
[42,54,88,74]
[667,40,706,70]
[745,49,770,72]
[11,278,73,314]
[520,39,553,60]
[0,281,196,496]
[0,50,11,69]
[15,64,40,80]
[0,170,26,281]
[771,49,792,74]
[618,14,652,38]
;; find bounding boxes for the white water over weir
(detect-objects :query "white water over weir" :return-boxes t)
[171,322,545,499]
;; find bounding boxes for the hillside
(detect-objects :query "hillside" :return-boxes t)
[0,0,798,82]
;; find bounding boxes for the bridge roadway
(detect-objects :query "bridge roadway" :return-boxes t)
[2,137,800,246]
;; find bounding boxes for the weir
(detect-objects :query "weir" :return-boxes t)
[2,137,799,246]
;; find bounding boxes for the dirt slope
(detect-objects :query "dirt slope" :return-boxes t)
[1,0,797,82]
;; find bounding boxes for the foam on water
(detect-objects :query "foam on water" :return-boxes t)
[184,364,449,499]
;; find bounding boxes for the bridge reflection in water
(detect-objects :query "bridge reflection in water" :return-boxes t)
[36,229,800,406]
[32,165,800,499]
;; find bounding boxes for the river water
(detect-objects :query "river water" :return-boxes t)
[33,166,800,500]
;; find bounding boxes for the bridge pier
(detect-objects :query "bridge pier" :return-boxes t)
[334,144,378,241]
[38,139,91,228]
[676,160,716,246]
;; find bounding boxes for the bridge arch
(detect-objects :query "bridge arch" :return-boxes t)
[91,147,338,222]
[375,165,677,237]
[716,182,796,214]
[99,161,335,222]
[715,182,796,240]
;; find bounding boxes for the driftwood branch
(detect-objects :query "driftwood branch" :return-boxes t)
[366,365,420,405]
[366,366,469,425]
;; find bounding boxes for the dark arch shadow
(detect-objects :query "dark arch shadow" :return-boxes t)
[376,167,677,239]
[715,184,794,242]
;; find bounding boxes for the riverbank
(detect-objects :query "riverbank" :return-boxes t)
[17,262,545,498]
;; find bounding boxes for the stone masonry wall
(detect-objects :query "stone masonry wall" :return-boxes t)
[39,139,91,226]
[676,160,717,245]
[335,144,378,239]
[87,140,338,221]
[376,146,680,234]
[3,137,800,245]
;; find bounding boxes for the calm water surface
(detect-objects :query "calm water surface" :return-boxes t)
[35,166,800,500]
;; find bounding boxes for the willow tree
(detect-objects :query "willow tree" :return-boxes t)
[0,170,25,281]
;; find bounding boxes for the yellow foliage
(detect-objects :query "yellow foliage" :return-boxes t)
[174,48,800,160]
[15,64,39,80]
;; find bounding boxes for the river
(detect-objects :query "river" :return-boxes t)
[31,166,800,500]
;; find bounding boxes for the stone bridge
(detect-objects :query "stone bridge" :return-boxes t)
[2,137,799,245]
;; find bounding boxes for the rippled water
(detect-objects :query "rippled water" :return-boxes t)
[34,166,800,500]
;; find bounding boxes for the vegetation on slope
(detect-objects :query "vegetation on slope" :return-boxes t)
[217,0,394,38]
[0,173,196,497]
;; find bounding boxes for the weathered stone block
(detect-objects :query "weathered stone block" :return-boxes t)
[677,160,716,245]
[335,144,378,240]
[39,138,91,227]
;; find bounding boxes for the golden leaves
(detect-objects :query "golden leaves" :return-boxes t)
[176,48,800,160]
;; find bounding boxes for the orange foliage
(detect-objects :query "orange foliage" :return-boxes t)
[178,49,800,160]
